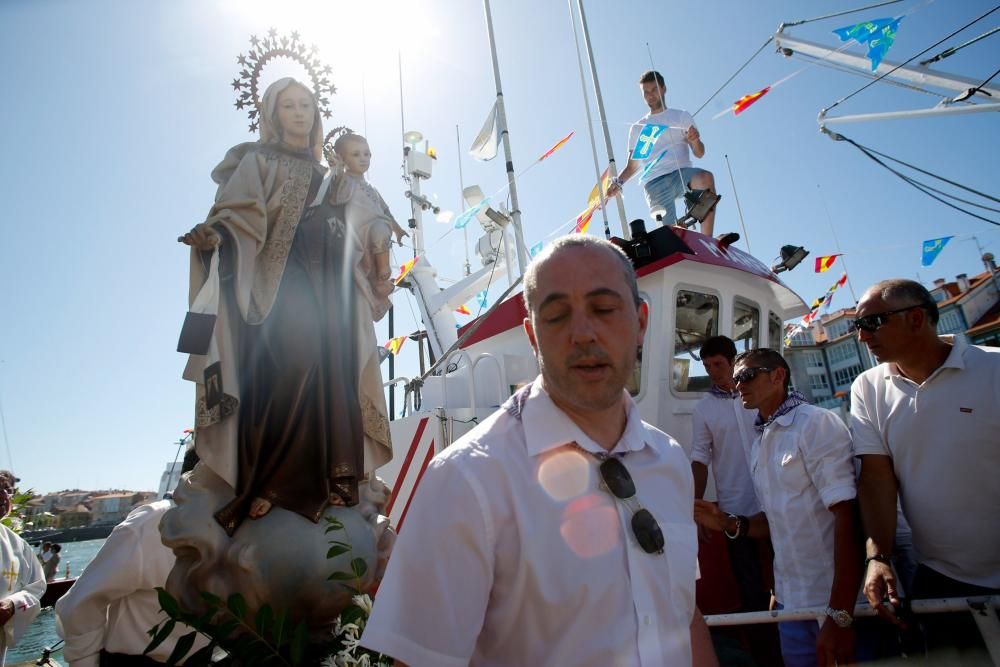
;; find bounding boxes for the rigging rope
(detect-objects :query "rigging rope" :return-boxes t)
[693,37,773,118]
[789,52,949,98]
[919,25,1000,65]
[858,144,1000,203]
[781,0,906,27]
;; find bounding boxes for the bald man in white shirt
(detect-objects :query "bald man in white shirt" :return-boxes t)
[361,236,716,666]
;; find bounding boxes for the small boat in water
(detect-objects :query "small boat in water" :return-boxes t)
[39,577,76,608]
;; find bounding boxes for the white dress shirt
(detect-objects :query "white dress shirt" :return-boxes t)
[751,404,856,609]
[56,500,208,666]
[690,391,761,516]
[851,335,1000,588]
[362,377,698,667]
[0,525,45,666]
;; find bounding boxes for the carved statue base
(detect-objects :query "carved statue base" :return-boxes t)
[160,462,395,632]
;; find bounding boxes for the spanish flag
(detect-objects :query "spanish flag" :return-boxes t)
[538,131,574,161]
[394,256,419,285]
[814,255,840,273]
[384,336,406,356]
[732,86,771,116]
[455,305,472,315]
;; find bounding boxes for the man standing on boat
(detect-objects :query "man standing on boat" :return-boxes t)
[361,236,716,666]
[0,470,45,666]
[851,279,1000,662]
[606,70,720,236]
[694,349,861,667]
[689,336,780,665]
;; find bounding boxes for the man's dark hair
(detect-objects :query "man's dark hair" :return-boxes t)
[181,447,201,475]
[872,279,940,326]
[734,348,792,391]
[700,336,737,364]
[51,544,62,553]
[0,470,16,493]
[639,70,665,87]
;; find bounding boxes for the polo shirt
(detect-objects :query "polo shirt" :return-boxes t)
[751,404,856,609]
[850,335,1000,588]
[690,392,761,516]
[361,377,698,666]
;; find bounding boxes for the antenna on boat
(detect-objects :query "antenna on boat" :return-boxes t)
[568,0,611,240]
[817,183,859,303]
[574,0,630,239]
[724,154,752,254]
[456,125,472,276]
[482,0,529,274]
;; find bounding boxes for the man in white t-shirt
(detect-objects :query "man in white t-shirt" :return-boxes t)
[361,236,716,666]
[695,348,861,667]
[850,278,1000,662]
[606,70,720,236]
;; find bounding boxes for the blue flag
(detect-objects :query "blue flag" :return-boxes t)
[453,196,492,230]
[639,150,669,180]
[832,17,902,71]
[630,124,668,160]
[529,241,543,258]
[921,236,953,267]
[476,289,488,309]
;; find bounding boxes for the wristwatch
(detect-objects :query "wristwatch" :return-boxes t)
[825,607,854,628]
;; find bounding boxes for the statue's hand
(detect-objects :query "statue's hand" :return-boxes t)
[179,223,222,250]
[390,220,409,244]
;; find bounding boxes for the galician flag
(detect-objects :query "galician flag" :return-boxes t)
[630,124,668,160]
[833,17,902,71]
[814,254,840,273]
[384,336,406,356]
[921,236,953,267]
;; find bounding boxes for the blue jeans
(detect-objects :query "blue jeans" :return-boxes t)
[642,167,707,226]
[775,602,821,667]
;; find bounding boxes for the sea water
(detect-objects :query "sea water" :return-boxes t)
[8,538,106,665]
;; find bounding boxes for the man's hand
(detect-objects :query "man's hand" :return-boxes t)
[816,617,855,666]
[863,559,905,627]
[686,125,702,146]
[0,599,14,628]
[693,499,730,533]
[179,223,222,250]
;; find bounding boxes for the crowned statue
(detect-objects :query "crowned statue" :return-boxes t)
[161,32,397,631]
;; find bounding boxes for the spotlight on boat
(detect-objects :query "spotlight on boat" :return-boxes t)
[403,130,424,146]
[771,245,810,274]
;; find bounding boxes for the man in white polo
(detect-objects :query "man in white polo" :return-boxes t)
[361,236,715,666]
[851,278,1000,661]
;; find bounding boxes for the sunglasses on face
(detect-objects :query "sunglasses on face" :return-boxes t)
[732,366,773,385]
[847,304,923,334]
[598,457,664,555]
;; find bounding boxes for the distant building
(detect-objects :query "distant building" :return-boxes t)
[89,492,144,526]
[929,263,1000,346]
[157,460,184,500]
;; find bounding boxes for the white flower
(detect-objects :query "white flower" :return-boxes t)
[320,655,338,667]
[352,594,374,616]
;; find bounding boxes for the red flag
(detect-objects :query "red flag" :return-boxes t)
[394,256,419,285]
[732,86,771,116]
[836,273,848,288]
[575,203,597,234]
[814,254,840,273]
[538,131,575,161]
[384,336,406,356]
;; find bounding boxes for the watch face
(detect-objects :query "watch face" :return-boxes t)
[827,608,853,627]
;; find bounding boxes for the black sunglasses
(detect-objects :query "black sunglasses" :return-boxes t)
[848,304,923,334]
[598,458,664,555]
[733,366,773,385]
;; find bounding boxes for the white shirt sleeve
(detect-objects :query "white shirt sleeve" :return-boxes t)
[800,410,857,509]
[361,456,495,667]
[56,517,146,666]
[2,533,45,650]
[849,375,891,457]
[689,401,713,466]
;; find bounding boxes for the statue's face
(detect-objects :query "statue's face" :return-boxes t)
[275,84,315,143]
[340,138,371,176]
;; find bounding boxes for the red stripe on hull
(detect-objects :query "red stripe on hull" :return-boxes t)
[385,417,428,515]
[395,440,436,533]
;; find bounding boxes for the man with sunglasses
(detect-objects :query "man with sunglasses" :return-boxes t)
[362,236,716,666]
[695,349,861,667]
[0,470,45,665]
[850,279,1000,661]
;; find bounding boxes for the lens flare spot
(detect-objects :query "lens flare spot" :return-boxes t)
[536,449,591,501]
[559,493,621,559]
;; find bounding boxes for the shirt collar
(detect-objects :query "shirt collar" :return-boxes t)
[520,377,648,458]
[754,390,809,434]
[709,384,739,399]
[883,334,966,380]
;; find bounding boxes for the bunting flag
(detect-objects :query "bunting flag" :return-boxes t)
[588,168,612,208]
[836,273,848,288]
[529,241,544,258]
[575,204,597,234]
[814,254,840,273]
[469,102,499,161]
[455,305,472,315]
[476,289,488,309]
[921,236,953,267]
[394,256,419,285]
[797,272,850,332]
[538,131,574,161]
[833,17,902,71]
[639,149,669,180]
[453,197,492,230]
[630,124,668,160]
[384,336,406,356]
[182,429,194,435]
[732,86,771,116]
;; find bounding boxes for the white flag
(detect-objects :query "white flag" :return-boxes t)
[469,102,499,161]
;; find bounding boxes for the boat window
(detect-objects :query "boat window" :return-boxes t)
[673,290,719,393]
[626,296,651,397]
[732,298,760,353]
[768,311,783,349]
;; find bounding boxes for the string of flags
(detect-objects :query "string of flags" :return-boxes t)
[574,168,612,235]
[785,272,849,344]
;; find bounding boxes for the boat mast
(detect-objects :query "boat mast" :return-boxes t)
[483,0,529,274]
[575,0,631,240]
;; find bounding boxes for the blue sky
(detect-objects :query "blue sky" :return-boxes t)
[1,0,997,493]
